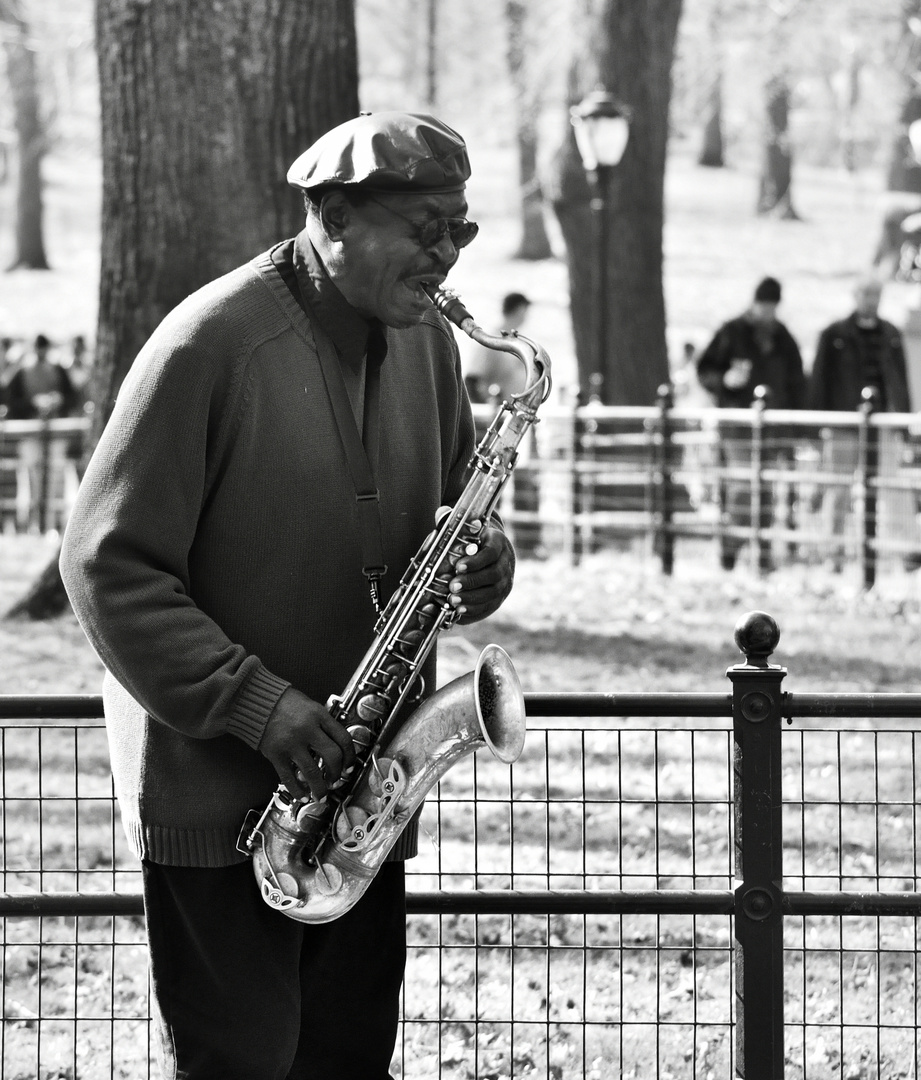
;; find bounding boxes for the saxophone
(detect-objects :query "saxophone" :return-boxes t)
[239,285,552,923]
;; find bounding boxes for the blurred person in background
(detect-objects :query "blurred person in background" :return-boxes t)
[463,290,531,404]
[462,290,542,553]
[809,276,912,571]
[65,335,94,415]
[5,334,78,531]
[696,276,806,570]
[0,336,20,400]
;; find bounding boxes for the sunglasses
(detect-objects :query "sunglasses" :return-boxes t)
[363,193,479,250]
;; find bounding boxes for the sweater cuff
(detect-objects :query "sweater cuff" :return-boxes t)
[226,665,290,750]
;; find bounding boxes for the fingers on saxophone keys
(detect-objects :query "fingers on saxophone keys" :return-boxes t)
[447,579,467,615]
[290,754,327,800]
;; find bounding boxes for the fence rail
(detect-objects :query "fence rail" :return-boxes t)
[2,612,921,1078]
[6,398,921,586]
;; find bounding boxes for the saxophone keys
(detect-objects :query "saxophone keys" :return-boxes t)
[368,756,406,800]
[398,629,425,656]
[294,796,328,829]
[261,873,300,909]
[356,693,390,723]
[346,724,374,754]
[334,804,371,842]
[415,602,440,630]
[312,862,343,896]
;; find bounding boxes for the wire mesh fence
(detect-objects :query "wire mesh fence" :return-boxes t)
[2,618,921,1079]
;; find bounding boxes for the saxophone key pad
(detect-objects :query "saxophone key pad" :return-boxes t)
[312,862,343,896]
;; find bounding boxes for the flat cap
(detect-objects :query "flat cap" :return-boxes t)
[287,111,470,194]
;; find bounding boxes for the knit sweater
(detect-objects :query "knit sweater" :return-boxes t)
[60,247,475,867]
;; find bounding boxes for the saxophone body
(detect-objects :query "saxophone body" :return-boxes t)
[240,285,552,924]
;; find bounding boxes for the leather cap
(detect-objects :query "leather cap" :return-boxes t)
[287,112,470,194]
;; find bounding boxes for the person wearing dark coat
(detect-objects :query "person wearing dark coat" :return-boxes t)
[808,280,910,414]
[696,276,807,570]
[808,277,913,568]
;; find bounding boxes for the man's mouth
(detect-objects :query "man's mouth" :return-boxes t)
[404,278,443,306]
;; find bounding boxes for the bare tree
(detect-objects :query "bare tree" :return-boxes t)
[757,72,799,217]
[505,0,553,259]
[7,0,359,619]
[549,0,683,405]
[1,0,50,269]
[698,72,725,168]
[697,0,725,168]
[872,0,921,275]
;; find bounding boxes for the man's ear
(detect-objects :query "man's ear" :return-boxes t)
[318,190,351,240]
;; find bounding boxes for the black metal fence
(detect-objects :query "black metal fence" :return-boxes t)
[6,398,921,590]
[0,418,86,535]
[475,390,921,585]
[2,612,920,1079]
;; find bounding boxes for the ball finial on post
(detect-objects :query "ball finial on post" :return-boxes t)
[733,611,780,667]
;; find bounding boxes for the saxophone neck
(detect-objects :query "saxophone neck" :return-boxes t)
[424,285,552,409]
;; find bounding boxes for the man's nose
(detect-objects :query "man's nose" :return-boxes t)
[427,233,460,268]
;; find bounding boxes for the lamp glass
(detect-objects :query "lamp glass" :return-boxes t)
[572,113,630,171]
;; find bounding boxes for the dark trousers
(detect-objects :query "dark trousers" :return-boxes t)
[142,859,406,1080]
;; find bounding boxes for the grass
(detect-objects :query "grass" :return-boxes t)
[3,538,921,1078]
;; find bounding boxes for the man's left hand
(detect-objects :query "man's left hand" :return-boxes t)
[447,521,515,623]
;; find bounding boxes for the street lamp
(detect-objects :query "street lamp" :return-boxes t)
[571,89,631,403]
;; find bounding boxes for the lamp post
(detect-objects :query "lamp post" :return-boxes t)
[571,90,631,403]
[902,119,921,410]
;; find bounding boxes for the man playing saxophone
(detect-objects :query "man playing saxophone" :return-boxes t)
[60,112,516,1080]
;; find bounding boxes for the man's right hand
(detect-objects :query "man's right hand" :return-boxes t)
[723,358,752,389]
[259,687,356,801]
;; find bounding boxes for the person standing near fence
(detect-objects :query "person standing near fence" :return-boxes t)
[461,290,543,553]
[462,290,531,404]
[4,334,78,532]
[696,276,806,571]
[60,112,516,1080]
[808,276,912,571]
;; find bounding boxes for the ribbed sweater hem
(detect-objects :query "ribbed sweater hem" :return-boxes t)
[127,816,419,868]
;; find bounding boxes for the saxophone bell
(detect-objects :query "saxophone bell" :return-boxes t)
[245,644,525,923]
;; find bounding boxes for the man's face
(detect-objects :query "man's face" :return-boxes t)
[750,301,778,326]
[854,283,882,320]
[325,190,472,328]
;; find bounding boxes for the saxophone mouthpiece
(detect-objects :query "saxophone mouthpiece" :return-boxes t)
[423,284,475,330]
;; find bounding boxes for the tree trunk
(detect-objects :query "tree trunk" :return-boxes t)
[425,0,437,108]
[91,0,359,439]
[506,0,552,260]
[697,0,724,169]
[3,0,50,270]
[548,103,597,398]
[7,0,359,620]
[698,74,724,168]
[757,76,799,219]
[872,2,921,276]
[549,0,681,405]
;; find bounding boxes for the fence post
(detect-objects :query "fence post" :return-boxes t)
[653,382,675,574]
[856,387,878,590]
[749,386,769,573]
[38,417,52,534]
[568,392,582,566]
[729,610,786,1079]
